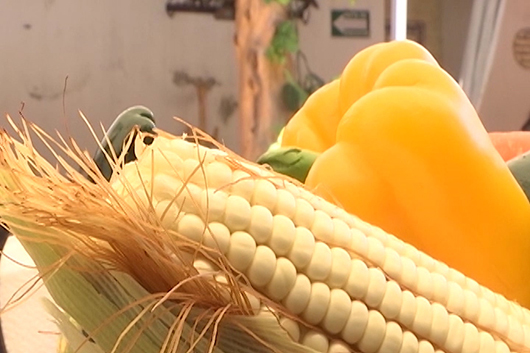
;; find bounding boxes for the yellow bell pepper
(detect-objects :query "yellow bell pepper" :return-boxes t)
[281,79,342,153]
[282,41,439,154]
[282,40,530,307]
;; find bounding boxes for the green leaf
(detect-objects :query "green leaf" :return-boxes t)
[266,20,299,64]
[257,147,320,182]
[274,0,292,6]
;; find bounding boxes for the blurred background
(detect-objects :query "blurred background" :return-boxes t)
[0,0,528,160]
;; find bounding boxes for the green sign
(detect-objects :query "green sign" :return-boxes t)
[331,10,370,37]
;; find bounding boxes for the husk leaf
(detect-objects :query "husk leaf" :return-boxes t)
[0,116,320,353]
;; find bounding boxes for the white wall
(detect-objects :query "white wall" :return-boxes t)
[0,0,384,161]
[440,0,474,79]
[476,0,530,131]
[298,0,385,81]
[0,0,239,157]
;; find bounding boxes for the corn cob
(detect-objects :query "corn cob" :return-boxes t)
[1,117,530,353]
[103,129,530,353]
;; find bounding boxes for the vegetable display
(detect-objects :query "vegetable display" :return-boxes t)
[2,121,530,353]
[1,40,530,353]
[276,40,530,309]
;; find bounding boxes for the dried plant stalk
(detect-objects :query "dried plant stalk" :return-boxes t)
[0,115,317,353]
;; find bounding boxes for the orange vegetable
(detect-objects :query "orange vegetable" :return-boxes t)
[489,131,530,162]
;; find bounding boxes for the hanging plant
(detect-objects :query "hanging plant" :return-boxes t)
[266,20,299,64]
[234,0,319,159]
[281,51,325,112]
[264,0,319,64]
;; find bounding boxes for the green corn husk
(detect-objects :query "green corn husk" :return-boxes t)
[0,115,319,353]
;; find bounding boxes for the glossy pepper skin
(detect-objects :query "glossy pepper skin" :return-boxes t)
[281,79,342,153]
[282,40,530,308]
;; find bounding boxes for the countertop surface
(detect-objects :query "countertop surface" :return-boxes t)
[0,235,60,353]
